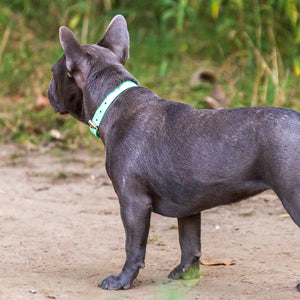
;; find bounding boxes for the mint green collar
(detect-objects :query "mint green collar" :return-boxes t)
[88,80,139,138]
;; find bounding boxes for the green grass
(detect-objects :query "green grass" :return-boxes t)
[0,1,299,149]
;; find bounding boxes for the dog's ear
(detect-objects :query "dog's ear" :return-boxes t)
[59,26,88,89]
[97,15,129,65]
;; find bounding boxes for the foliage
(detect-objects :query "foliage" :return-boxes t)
[0,0,299,148]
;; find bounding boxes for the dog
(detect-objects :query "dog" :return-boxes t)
[47,15,300,290]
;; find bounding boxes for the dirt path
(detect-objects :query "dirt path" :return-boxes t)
[0,143,299,299]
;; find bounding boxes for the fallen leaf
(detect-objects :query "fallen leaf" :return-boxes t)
[86,273,100,279]
[50,129,64,140]
[12,94,25,103]
[200,259,235,266]
[211,84,228,105]
[239,210,255,217]
[204,96,223,110]
[189,68,217,88]
[34,186,49,192]
[279,213,290,218]
[157,242,166,246]
[36,94,49,108]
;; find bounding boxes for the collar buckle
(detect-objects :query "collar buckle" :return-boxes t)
[88,120,98,130]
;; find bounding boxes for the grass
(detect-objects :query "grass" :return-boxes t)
[0,1,299,149]
[148,235,160,243]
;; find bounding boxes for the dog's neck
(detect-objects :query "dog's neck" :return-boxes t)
[81,64,140,142]
[81,64,138,124]
[89,80,139,138]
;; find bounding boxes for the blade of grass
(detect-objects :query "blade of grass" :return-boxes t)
[0,26,11,65]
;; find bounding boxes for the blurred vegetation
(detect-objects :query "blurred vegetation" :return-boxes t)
[0,0,299,149]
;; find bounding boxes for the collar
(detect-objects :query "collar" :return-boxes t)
[88,80,139,138]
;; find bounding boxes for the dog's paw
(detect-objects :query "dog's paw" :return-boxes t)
[99,275,131,290]
[168,264,199,280]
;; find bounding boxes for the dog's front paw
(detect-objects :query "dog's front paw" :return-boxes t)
[99,275,131,290]
[168,264,199,280]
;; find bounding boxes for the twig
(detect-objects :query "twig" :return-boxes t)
[0,26,11,64]
[243,31,277,84]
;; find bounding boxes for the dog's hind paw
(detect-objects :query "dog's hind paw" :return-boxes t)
[168,264,200,280]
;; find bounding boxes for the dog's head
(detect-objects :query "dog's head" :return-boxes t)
[47,15,130,124]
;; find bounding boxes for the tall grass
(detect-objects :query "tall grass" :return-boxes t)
[0,0,299,147]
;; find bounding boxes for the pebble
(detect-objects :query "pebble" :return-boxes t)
[29,289,36,294]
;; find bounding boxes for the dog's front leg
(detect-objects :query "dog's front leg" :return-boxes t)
[99,195,152,290]
[168,213,201,280]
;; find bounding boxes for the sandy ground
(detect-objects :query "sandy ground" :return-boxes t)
[0,143,299,300]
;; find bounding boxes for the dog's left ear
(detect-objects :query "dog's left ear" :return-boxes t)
[98,15,129,65]
[59,26,89,89]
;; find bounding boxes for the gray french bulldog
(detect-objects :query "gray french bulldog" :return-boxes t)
[47,15,300,290]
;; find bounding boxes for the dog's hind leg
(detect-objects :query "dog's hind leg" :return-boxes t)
[266,153,300,227]
[275,185,300,228]
[263,127,300,227]
[168,213,201,280]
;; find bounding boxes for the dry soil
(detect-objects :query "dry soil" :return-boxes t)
[0,143,299,299]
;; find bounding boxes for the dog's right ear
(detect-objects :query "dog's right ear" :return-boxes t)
[59,26,88,89]
[97,15,129,65]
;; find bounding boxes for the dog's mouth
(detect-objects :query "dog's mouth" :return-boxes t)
[52,106,68,114]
